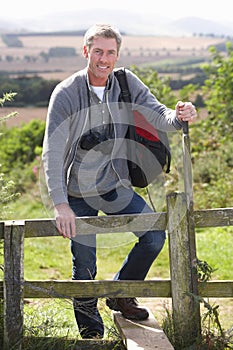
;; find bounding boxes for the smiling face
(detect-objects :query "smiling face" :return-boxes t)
[83,36,119,86]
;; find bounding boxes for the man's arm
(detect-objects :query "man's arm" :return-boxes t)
[124,70,197,130]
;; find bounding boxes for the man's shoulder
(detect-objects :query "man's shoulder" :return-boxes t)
[52,69,87,99]
[113,67,143,89]
[113,67,140,85]
[61,69,87,88]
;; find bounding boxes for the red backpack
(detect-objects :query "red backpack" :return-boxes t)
[114,68,171,188]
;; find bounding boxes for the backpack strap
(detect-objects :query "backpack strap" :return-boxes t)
[114,68,131,103]
[114,68,137,147]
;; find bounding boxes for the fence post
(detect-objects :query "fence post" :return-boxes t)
[4,223,24,350]
[182,123,200,303]
[167,192,201,348]
[0,223,4,349]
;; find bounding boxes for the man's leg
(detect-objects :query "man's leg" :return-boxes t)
[68,195,104,339]
[102,187,166,280]
[101,188,166,320]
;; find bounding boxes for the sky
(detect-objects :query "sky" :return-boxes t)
[2,0,233,23]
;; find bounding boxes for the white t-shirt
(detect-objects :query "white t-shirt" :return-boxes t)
[91,85,105,101]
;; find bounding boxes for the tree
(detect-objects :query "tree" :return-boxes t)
[202,42,233,127]
[189,44,233,209]
[0,93,20,219]
[131,65,177,108]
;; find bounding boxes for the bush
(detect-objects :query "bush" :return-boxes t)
[0,119,45,192]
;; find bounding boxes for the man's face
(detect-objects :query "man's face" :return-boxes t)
[83,36,119,86]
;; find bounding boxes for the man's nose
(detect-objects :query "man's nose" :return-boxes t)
[100,52,108,62]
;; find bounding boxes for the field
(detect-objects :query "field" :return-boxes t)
[0,106,47,127]
[1,33,232,344]
[0,33,220,126]
[0,33,224,126]
[0,34,226,80]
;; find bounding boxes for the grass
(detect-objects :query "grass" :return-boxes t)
[141,56,207,70]
[2,187,233,344]
[196,226,233,281]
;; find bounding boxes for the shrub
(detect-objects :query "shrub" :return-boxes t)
[0,119,45,192]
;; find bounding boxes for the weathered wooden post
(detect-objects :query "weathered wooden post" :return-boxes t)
[167,193,200,348]
[166,123,201,348]
[4,221,24,350]
[0,221,4,349]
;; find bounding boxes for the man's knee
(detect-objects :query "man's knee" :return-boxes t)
[143,230,166,255]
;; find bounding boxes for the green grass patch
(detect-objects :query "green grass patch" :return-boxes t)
[23,298,120,341]
[196,226,233,280]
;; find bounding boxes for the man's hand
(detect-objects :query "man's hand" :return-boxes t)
[175,101,197,123]
[54,203,76,239]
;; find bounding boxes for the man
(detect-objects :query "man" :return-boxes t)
[42,23,196,339]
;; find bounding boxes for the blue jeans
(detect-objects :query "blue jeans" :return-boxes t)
[68,187,166,338]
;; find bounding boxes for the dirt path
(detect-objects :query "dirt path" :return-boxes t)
[141,297,233,331]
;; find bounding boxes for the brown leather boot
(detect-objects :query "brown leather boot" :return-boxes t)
[106,297,149,320]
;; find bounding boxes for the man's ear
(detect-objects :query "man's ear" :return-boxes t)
[83,46,89,59]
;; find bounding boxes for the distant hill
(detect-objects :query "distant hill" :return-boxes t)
[171,17,233,36]
[4,30,87,37]
[1,8,233,36]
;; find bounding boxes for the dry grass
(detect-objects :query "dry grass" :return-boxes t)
[19,35,84,49]
[122,35,225,50]
[0,34,226,79]
[0,107,47,127]
[17,35,225,51]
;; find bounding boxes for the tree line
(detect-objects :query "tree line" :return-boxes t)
[0,76,59,107]
[0,71,205,107]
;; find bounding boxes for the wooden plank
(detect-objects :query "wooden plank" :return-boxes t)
[0,212,166,238]
[113,308,174,350]
[23,212,167,237]
[198,280,233,298]
[22,280,172,299]
[0,280,232,299]
[4,223,24,350]
[1,207,233,240]
[194,208,233,227]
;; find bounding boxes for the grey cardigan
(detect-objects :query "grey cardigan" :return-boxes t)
[42,67,182,206]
